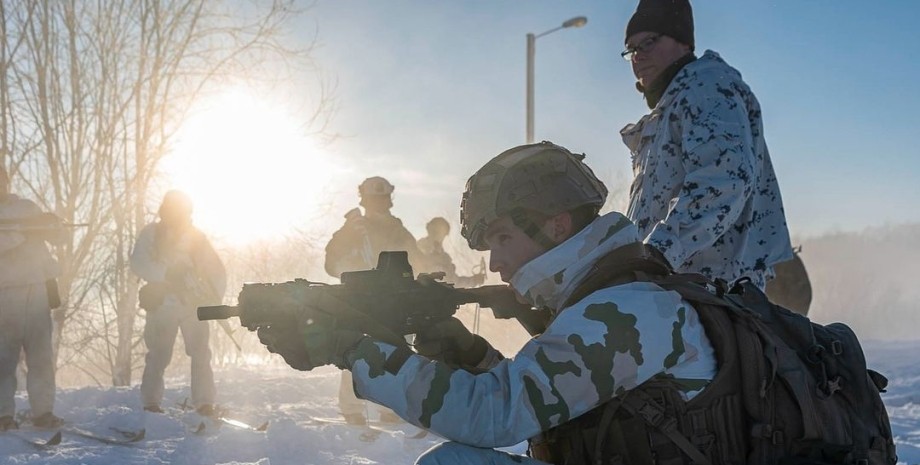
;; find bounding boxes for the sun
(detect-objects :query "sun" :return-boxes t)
[162,88,345,244]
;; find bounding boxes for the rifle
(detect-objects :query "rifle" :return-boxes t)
[0,213,88,232]
[198,251,548,348]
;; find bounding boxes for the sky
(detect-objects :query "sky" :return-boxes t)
[167,0,920,245]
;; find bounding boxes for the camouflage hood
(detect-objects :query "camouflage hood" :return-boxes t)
[510,212,638,310]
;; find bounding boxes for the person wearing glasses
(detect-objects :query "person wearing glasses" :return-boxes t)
[620,0,792,290]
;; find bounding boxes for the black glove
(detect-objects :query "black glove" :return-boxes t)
[258,314,365,371]
[413,317,490,368]
[258,325,315,371]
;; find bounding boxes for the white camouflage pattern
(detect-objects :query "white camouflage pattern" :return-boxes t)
[621,50,792,289]
[346,212,717,452]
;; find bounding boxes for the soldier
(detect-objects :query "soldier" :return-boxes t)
[130,190,226,416]
[259,142,720,463]
[0,167,65,430]
[417,217,485,288]
[620,0,793,290]
[324,176,421,425]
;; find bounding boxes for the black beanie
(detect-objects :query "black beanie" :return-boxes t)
[625,0,694,50]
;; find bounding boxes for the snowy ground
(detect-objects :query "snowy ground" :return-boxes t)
[2,340,918,465]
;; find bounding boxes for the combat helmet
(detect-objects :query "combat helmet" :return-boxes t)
[358,176,395,197]
[460,141,608,251]
[158,189,194,219]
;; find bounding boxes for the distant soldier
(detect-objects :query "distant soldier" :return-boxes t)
[130,190,226,416]
[325,176,423,278]
[324,176,420,425]
[417,217,485,288]
[0,167,65,430]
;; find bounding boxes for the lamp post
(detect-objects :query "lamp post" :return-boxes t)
[526,16,587,143]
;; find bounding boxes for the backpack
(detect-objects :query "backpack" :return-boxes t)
[532,243,897,465]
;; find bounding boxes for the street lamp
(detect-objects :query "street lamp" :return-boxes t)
[526,16,587,143]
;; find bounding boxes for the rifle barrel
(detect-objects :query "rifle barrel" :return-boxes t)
[198,305,241,321]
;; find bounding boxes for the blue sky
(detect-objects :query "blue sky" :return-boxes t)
[279,0,920,239]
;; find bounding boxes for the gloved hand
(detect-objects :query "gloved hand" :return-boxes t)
[412,317,490,368]
[257,324,314,370]
[258,314,365,371]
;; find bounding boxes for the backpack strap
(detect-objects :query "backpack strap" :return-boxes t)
[563,242,673,308]
[618,388,714,465]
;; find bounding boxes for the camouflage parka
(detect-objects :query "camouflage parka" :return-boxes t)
[621,50,792,289]
[130,222,227,307]
[324,210,422,279]
[345,212,717,448]
[0,194,61,287]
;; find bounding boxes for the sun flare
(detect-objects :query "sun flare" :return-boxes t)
[162,89,344,244]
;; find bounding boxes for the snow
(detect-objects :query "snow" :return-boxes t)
[2,341,918,465]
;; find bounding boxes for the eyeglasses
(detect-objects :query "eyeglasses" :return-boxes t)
[621,34,662,61]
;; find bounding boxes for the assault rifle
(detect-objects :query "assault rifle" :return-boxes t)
[198,251,549,347]
[0,213,88,232]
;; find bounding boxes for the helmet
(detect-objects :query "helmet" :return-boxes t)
[358,176,395,197]
[158,189,193,219]
[460,141,608,251]
[426,217,450,233]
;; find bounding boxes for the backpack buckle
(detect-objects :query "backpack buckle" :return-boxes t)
[636,403,664,427]
[831,340,844,355]
[751,424,784,445]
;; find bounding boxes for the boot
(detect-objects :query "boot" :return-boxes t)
[196,404,219,418]
[32,412,64,429]
[143,405,165,414]
[343,413,367,426]
[0,415,18,431]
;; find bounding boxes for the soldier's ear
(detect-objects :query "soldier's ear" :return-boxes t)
[547,211,573,244]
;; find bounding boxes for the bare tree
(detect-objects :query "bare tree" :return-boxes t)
[0,0,332,386]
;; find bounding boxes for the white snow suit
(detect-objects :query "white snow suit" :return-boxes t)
[621,50,792,289]
[0,194,61,418]
[130,221,225,409]
[344,213,718,464]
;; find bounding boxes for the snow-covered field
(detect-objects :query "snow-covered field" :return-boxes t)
[2,340,918,465]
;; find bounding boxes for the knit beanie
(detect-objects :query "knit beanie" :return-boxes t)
[625,0,694,50]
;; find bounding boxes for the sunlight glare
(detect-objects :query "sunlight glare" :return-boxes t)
[162,89,343,244]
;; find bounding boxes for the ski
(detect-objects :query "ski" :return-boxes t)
[191,417,269,435]
[308,416,427,441]
[175,399,268,433]
[62,425,145,445]
[6,430,63,450]
[215,416,269,432]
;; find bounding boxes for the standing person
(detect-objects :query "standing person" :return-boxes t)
[0,167,64,430]
[417,217,485,288]
[324,176,422,425]
[620,0,792,290]
[130,190,226,416]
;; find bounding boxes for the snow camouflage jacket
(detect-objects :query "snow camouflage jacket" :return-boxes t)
[346,212,718,448]
[130,222,227,307]
[324,211,422,279]
[621,50,792,289]
[0,194,61,287]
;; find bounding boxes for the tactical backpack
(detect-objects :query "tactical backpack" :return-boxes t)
[530,243,897,465]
